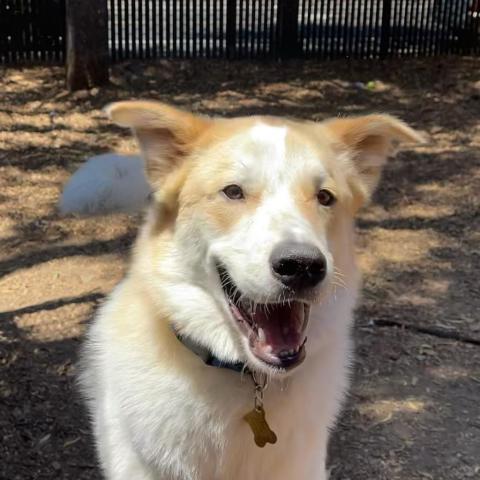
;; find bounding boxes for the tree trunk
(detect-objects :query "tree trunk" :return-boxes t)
[66,0,109,91]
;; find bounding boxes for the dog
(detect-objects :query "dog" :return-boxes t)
[75,101,422,480]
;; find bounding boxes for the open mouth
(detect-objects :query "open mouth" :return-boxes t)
[217,264,309,370]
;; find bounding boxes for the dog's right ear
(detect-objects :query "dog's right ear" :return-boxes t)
[105,101,211,191]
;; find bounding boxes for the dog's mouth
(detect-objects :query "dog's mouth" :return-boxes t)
[217,264,309,371]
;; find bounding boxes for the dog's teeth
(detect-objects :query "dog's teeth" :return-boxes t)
[258,328,266,343]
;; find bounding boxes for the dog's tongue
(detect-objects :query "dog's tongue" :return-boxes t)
[250,301,306,353]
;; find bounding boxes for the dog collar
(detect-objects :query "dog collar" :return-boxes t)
[174,329,250,374]
[173,327,277,447]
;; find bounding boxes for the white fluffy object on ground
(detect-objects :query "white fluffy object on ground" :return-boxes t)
[59,153,150,215]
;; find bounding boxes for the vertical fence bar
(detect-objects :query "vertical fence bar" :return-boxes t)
[37,0,45,62]
[255,0,261,57]
[306,0,313,56]
[11,0,18,63]
[312,0,319,57]
[330,0,337,58]
[145,0,150,58]
[323,0,330,59]
[118,0,124,60]
[165,0,171,57]
[249,0,254,58]
[277,0,300,59]
[205,0,209,58]
[452,0,462,54]
[365,0,372,58]
[238,0,243,57]
[199,0,203,57]
[179,0,184,58]
[212,0,217,58]
[21,0,28,62]
[188,0,192,57]
[380,0,391,58]
[418,0,427,56]
[245,0,249,58]
[132,0,137,57]
[152,0,157,58]
[348,0,356,58]
[468,0,480,53]
[318,0,326,59]
[338,0,345,56]
[109,0,115,61]
[262,0,268,56]
[140,0,144,58]
[311,0,318,57]
[125,0,130,59]
[358,0,367,59]
[436,0,448,54]
[173,0,178,57]
[270,0,276,58]
[344,0,352,57]
[407,0,414,56]
[457,0,466,54]
[339,0,345,57]
[397,0,404,58]
[412,0,421,55]
[253,0,258,58]
[390,0,397,57]
[192,0,197,57]
[427,0,435,56]
[448,0,456,54]
[374,0,381,58]
[226,0,236,58]
[432,0,442,54]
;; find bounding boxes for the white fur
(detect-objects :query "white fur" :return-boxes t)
[80,120,361,480]
[59,153,150,215]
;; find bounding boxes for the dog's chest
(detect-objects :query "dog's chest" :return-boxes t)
[144,371,327,480]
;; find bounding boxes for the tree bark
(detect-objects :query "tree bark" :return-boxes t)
[66,0,109,91]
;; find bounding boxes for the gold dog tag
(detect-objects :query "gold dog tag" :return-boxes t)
[243,406,277,447]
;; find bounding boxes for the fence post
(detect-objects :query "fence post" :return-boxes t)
[226,0,237,59]
[66,0,109,91]
[277,0,300,59]
[380,0,392,59]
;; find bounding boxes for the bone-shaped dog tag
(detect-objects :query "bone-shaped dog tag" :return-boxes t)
[243,406,277,447]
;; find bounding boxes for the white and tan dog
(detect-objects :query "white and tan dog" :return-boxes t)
[76,102,422,480]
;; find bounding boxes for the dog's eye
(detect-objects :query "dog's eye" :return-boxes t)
[222,184,244,200]
[317,189,336,207]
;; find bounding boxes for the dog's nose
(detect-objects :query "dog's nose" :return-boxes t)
[270,242,327,290]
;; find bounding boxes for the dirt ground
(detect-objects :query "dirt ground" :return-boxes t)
[0,57,479,480]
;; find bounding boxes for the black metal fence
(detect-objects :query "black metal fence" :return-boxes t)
[0,0,65,63]
[1,0,479,64]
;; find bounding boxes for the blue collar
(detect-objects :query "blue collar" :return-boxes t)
[174,330,250,374]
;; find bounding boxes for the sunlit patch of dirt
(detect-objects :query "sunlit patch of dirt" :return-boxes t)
[358,398,426,423]
[358,228,442,274]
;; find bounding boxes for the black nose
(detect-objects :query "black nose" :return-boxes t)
[270,241,326,290]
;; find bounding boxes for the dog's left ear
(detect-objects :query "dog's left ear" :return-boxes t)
[322,114,424,207]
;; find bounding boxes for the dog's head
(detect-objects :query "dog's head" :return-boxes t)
[107,101,422,374]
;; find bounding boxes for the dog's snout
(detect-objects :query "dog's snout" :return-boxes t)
[270,241,326,290]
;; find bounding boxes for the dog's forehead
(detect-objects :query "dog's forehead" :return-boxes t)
[225,120,326,181]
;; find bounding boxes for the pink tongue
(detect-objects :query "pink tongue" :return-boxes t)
[250,302,305,352]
